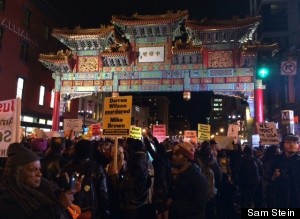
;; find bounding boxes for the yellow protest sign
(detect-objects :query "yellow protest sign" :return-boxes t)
[103,96,132,136]
[129,126,142,139]
[198,124,211,142]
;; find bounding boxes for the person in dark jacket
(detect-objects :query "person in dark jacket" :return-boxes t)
[117,138,152,219]
[238,145,262,208]
[0,142,76,219]
[143,131,173,219]
[271,133,300,208]
[168,142,208,219]
[61,139,110,219]
[195,141,221,219]
[261,144,280,207]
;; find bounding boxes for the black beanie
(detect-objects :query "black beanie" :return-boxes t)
[5,143,40,167]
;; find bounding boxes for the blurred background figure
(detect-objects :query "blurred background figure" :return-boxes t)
[41,137,70,182]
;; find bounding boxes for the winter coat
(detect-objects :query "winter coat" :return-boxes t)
[238,155,261,188]
[169,164,209,219]
[117,151,151,211]
[0,179,72,219]
[271,153,300,208]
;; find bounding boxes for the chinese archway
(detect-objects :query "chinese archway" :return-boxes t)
[38,10,277,131]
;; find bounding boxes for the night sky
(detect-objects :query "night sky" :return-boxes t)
[48,0,249,129]
[50,0,250,28]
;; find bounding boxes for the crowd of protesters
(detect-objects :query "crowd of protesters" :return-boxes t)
[0,130,300,219]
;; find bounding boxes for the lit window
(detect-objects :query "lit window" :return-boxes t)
[50,90,54,108]
[39,85,45,106]
[39,119,46,124]
[47,120,52,125]
[23,116,33,123]
[16,77,24,99]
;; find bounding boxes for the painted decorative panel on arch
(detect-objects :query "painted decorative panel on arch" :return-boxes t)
[78,56,99,72]
[208,50,233,68]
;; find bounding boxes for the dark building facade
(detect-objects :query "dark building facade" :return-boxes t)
[252,0,300,134]
[0,0,75,135]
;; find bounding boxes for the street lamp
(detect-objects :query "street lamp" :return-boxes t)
[78,110,93,134]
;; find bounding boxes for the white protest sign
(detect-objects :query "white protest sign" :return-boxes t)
[0,98,21,157]
[256,122,280,145]
[63,119,82,132]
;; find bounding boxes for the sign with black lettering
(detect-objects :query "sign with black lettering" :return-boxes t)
[256,122,279,145]
[198,124,211,142]
[129,126,142,139]
[64,119,82,132]
[153,124,166,143]
[103,96,132,136]
[183,130,197,144]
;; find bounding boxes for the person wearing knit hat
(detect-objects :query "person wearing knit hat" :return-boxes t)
[168,142,208,219]
[173,142,195,161]
[270,133,300,208]
[0,142,80,219]
[5,142,40,167]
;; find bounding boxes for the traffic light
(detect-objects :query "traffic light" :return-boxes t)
[257,65,270,79]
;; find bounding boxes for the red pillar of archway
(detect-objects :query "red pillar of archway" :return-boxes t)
[52,91,60,131]
[254,79,264,124]
[52,72,62,131]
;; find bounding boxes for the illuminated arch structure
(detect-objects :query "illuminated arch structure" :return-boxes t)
[38,10,277,131]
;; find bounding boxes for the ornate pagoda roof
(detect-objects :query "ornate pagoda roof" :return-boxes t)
[186,16,261,31]
[51,25,115,50]
[111,10,189,26]
[38,50,75,72]
[186,16,261,45]
[172,41,202,55]
[52,25,114,39]
[242,42,278,51]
